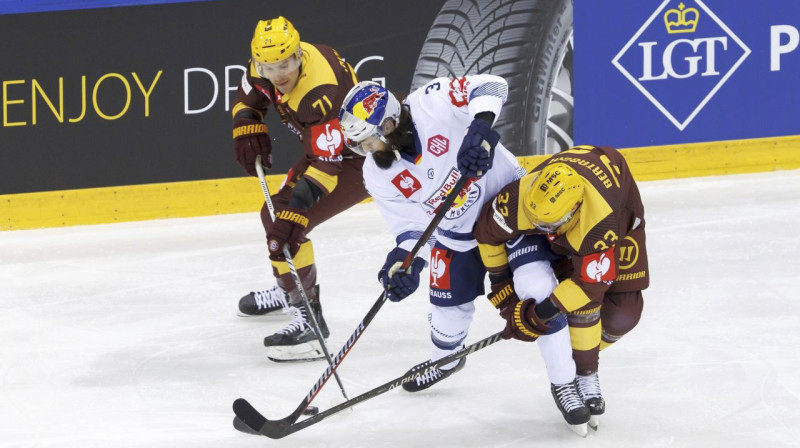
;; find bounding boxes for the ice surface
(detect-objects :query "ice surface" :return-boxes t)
[2,169,799,447]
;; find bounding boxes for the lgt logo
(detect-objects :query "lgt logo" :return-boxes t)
[612,0,751,130]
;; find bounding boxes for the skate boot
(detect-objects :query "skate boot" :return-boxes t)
[263,299,329,362]
[238,285,288,316]
[576,372,605,430]
[551,381,591,437]
[402,357,467,393]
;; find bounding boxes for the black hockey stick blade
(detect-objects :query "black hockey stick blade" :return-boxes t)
[233,398,296,439]
[233,331,503,439]
[232,415,259,435]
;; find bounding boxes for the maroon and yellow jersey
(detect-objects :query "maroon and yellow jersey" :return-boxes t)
[474,145,649,312]
[232,42,359,194]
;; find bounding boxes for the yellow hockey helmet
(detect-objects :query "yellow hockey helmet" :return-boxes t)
[251,16,301,64]
[522,163,584,232]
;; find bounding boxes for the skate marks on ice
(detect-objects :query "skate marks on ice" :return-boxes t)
[1,170,800,446]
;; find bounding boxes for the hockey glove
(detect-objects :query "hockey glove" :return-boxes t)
[487,271,520,311]
[267,207,308,260]
[378,247,426,302]
[233,116,272,176]
[457,118,500,178]
[499,298,552,342]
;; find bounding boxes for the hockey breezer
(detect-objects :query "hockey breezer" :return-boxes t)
[233,166,474,430]
[233,331,503,439]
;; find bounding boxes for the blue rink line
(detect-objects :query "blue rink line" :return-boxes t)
[0,0,221,15]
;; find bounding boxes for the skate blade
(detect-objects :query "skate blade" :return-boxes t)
[589,415,601,431]
[266,341,325,362]
[236,309,289,318]
[568,422,589,438]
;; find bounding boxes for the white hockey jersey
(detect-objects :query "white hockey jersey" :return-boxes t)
[363,75,526,258]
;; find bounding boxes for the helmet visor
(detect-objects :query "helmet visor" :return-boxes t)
[254,54,300,79]
[344,133,386,156]
[532,203,581,233]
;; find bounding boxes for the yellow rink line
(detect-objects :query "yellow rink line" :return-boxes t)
[3,135,800,230]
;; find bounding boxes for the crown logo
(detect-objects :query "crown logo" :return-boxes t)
[664,2,699,34]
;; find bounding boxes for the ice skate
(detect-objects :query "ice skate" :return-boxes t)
[238,285,288,316]
[576,372,605,430]
[551,381,591,437]
[263,301,329,362]
[402,357,466,392]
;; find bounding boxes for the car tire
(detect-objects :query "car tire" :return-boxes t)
[412,0,573,156]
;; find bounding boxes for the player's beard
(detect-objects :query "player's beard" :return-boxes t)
[373,148,398,169]
[374,104,412,170]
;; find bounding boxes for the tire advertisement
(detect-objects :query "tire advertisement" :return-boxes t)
[573,0,800,148]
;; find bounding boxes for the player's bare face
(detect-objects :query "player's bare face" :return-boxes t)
[359,136,389,154]
[256,55,301,93]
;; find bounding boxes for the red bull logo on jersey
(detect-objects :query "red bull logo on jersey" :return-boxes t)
[424,168,481,219]
[391,169,422,198]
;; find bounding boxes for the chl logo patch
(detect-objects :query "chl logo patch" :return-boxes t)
[310,119,344,159]
[448,77,469,107]
[428,135,449,157]
[611,0,750,130]
[391,169,422,198]
[429,248,451,289]
[580,246,617,284]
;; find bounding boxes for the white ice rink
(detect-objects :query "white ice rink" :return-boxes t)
[2,169,800,448]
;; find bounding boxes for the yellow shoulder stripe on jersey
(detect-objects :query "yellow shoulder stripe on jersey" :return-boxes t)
[478,243,509,270]
[270,240,315,274]
[551,279,592,313]
[564,180,613,251]
[303,166,338,194]
[280,43,337,112]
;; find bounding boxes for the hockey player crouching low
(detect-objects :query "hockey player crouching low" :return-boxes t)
[339,77,591,433]
[473,146,650,432]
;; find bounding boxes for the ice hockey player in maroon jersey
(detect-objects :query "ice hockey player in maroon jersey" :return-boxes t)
[231,17,367,362]
[474,145,650,430]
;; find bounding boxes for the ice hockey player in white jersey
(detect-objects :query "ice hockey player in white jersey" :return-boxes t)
[339,76,591,435]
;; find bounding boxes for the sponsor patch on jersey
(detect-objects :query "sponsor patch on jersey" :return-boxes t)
[310,119,344,159]
[429,247,451,289]
[449,77,469,107]
[424,168,480,219]
[580,246,617,284]
[428,135,449,157]
[391,169,422,198]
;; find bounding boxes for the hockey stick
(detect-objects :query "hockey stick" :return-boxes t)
[233,331,503,439]
[236,165,473,427]
[255,155,349,401]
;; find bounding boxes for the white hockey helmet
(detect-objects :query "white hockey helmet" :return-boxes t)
[338,81,401,155]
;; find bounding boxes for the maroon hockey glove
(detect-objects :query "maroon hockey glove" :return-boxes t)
[487,274,520,311]
[499,299,552,342]
[267,207,308,260]
[233,117,272,176]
